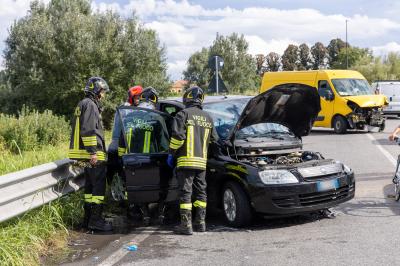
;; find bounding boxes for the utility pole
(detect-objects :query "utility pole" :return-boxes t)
[346,19,349,69]
[215,56,219,95]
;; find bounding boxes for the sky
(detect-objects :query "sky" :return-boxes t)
[2,0,400,80]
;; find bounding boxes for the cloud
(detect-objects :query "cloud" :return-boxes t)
[3,0,400,79]
[91,0,400,79]
[372,42,400,56]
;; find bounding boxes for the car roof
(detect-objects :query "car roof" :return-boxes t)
[162,95,252,104]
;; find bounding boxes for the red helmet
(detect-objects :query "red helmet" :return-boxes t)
[127,85,143,105]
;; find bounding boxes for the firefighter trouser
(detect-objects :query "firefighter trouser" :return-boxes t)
[84,163,107,205]
[178,169,207,210]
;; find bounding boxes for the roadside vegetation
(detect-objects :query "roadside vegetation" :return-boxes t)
[0,108,83,265]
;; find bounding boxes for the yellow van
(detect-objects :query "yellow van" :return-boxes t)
[260,70,387,133]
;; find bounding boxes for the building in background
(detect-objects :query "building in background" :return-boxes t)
[170,80,189,94]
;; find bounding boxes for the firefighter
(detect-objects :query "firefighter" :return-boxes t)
[125,85,143,106]
[118,87,169,225]
[108,85,143,190]
[68,77,112,232]
[168,86,219,235]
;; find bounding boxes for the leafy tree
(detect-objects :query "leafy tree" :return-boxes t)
[327,38,347,68]
[255,54,266,75]
[184,33,259,93]
[298,43,311,70]
[183,48,210,88]
[266,52,281,72]
[311,42,328,70]
[281,44,299,71]
[3,0,169,125]
[352,52,400,82]
[334,47,371,69]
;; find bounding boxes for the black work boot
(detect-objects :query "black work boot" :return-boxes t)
[175,209,193,235]
[193,207,206,232]
[157,201,166,225]
[82,203,92,229]
[140,204,151,226]
[88,204,113,232]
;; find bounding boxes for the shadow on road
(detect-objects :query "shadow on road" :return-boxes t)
[310,129,370,136]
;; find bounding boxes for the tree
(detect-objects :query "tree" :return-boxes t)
[352,52,400,82]
[327,38,347,68]
[335,47,371,69]
[3,0,169,124]
[266,52,281,72]
[298,43,311,70]
[311,42,328,70]
[255,54,266,75]
[184,33,259,93]
[183,48,210,88]
[281,44,299,71]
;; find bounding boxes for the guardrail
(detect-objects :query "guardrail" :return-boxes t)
[0,159,84,223]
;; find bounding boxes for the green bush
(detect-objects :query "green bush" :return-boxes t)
[0,107,70,153]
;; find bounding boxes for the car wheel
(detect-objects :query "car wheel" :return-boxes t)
[333,116,347,134]
[222,182,252,227]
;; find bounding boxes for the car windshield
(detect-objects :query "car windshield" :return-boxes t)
[117,107,171,153]
[236,123,294,139]
[203,98,295,139]
[331,78,373,96]
[203,99,249,139]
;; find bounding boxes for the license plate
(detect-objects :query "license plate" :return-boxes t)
[317,179,339,192]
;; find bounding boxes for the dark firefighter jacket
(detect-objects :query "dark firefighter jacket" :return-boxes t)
[68,95,106,161]
[118,109,170,156]
[169,105,219,170]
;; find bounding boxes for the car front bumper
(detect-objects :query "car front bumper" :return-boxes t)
[250,172,355,216]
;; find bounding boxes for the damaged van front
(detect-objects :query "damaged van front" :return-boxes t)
[331,78,386,132]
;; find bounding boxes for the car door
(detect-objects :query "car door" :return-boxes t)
[315,80,335,127]
[117,106,179,204]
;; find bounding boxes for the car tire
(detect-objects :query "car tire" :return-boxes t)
[222,182,252,227]
[333,116,347,134]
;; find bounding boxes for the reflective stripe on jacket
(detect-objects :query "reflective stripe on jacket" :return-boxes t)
[169,105,219,170]
[68,96,106,161]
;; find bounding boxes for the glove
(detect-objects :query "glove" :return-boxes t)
[167,154,174,168]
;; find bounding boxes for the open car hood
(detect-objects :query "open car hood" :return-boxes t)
[229,83,321,140]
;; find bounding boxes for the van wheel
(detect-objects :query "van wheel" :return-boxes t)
[333,116,347,134]
[222,182,252,227]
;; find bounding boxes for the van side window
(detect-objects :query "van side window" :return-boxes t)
[318,80,334,101]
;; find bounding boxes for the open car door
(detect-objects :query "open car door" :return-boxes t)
[117,106,178,204]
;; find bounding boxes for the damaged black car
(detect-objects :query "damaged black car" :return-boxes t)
[109,83,355,227]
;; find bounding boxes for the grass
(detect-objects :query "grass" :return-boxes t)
[0,131,113,265]
[0,143,68,176]
[0,142,83,265]
[0,192,83,265]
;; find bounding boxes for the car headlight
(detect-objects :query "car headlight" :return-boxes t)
[258,170,298,184]
[343,164,352,175]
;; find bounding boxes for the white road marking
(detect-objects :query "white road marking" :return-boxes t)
[98,229,156,266]
[366,133,397,167]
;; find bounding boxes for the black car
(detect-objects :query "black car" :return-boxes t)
[109,83,355,227]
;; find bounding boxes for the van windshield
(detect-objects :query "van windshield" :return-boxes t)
[331,78,373,96]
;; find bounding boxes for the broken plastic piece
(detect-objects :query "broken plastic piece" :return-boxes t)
[125,244,138,251]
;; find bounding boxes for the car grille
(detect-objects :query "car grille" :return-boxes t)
[272,184,353,208]
[272,196,297,208]
[299,186,351,206]
[298,163,343,179]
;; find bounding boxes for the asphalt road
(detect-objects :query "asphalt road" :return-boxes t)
[65,118,400,266]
